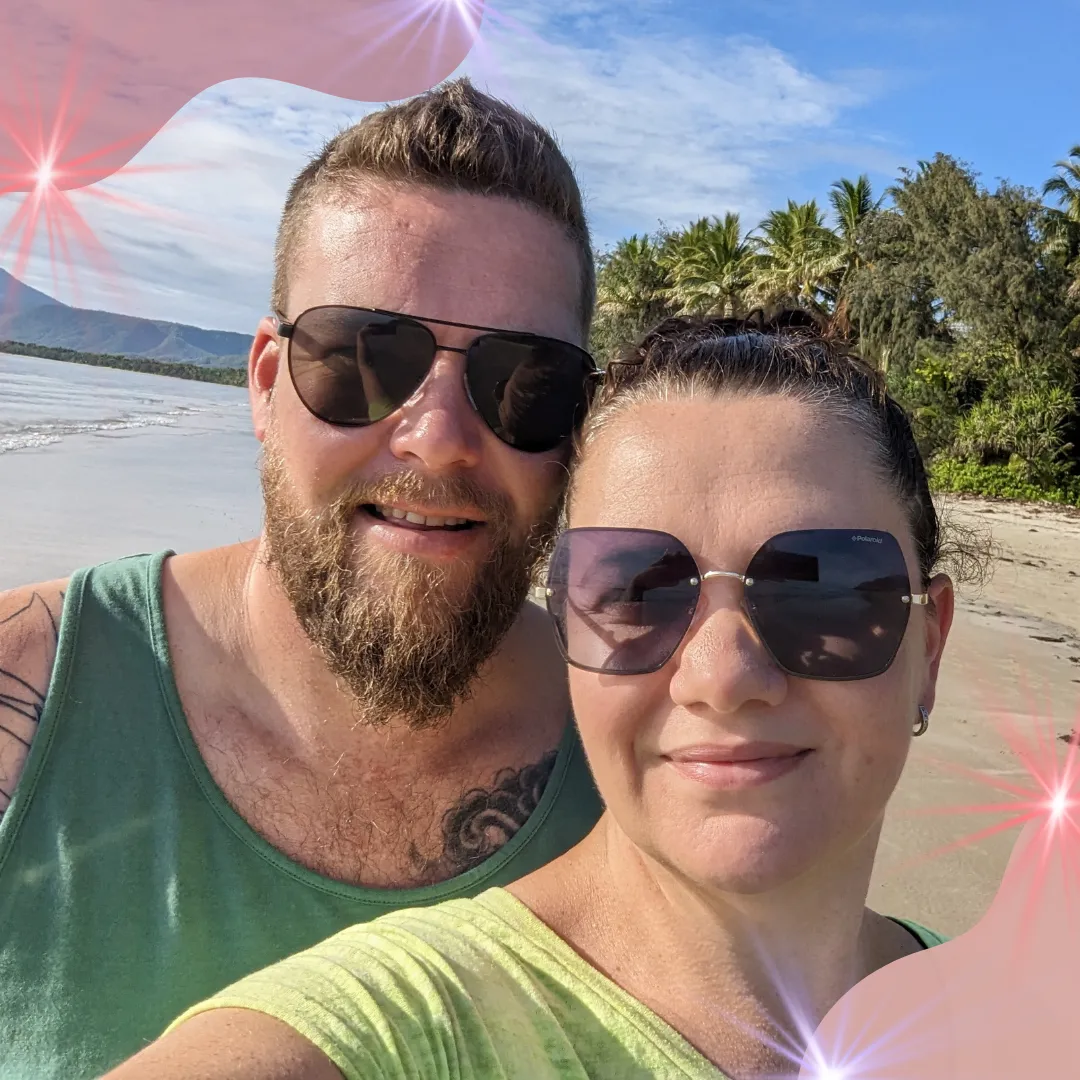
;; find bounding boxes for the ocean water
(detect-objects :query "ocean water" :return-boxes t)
[0,351,249,454]
[0,353,263,587]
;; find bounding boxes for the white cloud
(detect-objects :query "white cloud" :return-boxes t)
[0,0,893,333]
[467,28,863,232]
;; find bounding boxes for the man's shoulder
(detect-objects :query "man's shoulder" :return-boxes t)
[893,917,950,949]
[0,579,68,673]
[0,579,67,633]
[164,545,254,621]
[0,579,68,817]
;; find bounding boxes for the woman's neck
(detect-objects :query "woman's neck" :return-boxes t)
[514,815,908,1078]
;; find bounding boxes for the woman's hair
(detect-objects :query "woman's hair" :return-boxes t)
[572,310,989,586]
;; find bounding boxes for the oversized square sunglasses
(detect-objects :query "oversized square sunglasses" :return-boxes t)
[545,527,930,680]
[276,305,599,454]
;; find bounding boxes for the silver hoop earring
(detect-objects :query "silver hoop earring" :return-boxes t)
[913,705,929,737]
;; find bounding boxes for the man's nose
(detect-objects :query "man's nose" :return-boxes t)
[386,350,485,472]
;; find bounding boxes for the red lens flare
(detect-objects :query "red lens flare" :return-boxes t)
[2,0,486,193]
[1,0,488,305]
[0,33,203,311]
[889,684,1080,880]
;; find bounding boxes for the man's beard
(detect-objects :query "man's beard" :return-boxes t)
[260,430,558,730]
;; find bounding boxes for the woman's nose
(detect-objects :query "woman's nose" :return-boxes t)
[667,599,787,715]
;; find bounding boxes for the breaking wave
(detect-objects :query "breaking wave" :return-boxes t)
[0,406,215,455]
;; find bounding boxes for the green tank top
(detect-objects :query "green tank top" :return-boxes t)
[0,552,603,1080]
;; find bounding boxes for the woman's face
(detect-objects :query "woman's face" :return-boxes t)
[566,393,954,895]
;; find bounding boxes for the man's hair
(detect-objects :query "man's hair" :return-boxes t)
[271,77,595,337]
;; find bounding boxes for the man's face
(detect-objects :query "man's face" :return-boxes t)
[250,184,585,727]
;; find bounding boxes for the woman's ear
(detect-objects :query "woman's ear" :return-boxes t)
[918,573,955,714]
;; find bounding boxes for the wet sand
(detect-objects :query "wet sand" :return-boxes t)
[0,410,263,589]
[1,417,1078,936]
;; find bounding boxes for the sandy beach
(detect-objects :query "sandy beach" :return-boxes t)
[2,357,1079,937]
[869,494,1080,935]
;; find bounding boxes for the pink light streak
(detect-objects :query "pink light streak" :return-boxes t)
[0,0,485,303]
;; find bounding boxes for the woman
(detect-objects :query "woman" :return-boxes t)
[106,315,963,1079]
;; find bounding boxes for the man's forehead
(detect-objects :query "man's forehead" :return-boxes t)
[290,191,583,341]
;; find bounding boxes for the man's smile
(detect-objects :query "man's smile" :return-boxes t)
[364,503,484,531]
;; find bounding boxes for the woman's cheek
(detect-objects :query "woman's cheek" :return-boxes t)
[571,676,660,794]
[840,716,912,818]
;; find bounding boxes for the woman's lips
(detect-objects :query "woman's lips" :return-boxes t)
[664,743,814,790]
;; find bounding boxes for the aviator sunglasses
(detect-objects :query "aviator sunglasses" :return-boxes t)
[276,305,598,454]
[545,527,930,681]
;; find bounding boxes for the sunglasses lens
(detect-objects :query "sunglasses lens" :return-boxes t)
[546,529,700,675]
[288,307,434,425]
[745,530,914,679]
[466,334,594,453]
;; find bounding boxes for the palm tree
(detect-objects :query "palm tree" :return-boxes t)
[591,234,672,361]
[828,175,881,335]
[659,213,757,318]
[749,200,843,314]
[1042,145,1080,298]
[829,175,879,273]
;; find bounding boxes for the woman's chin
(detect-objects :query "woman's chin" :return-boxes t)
[690,854,821,897]
[663,822,879,900]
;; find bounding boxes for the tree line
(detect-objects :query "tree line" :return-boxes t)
[589,149,1080,507]
[0,339,248,387]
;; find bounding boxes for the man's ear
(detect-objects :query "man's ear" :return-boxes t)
[919,572,955,714]
[249,316,282,444]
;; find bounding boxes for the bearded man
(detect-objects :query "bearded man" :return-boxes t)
[0,77,602,1078]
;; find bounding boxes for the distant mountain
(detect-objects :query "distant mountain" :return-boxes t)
[0,268,253,367]
[0,270,64,313]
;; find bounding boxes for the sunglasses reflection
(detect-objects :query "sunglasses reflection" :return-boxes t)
[492,351,572,443]
[291,321,398,424]
[556,551,703,674]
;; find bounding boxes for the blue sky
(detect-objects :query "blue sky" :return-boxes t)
[2,0,1077,333]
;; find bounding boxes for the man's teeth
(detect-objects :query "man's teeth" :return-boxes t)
[376,505,470,527]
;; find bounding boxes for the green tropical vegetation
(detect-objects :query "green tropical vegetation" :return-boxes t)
[591,151,1080,507]
[0,339,248,386]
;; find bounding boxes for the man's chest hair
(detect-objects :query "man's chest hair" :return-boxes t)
[190,704,560,889]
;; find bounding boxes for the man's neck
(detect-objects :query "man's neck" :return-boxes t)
[215,541,560,759]
[163,541,571,887]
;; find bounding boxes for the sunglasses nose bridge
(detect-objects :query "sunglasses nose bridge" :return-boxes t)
[684,568,758,646]
[692,569,754,588]
[421,341,493,422]
[675,577,777,692]
[412,343,478,417]
[433,343,484,417]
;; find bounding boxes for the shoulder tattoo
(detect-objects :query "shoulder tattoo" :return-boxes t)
[0,590,63,814]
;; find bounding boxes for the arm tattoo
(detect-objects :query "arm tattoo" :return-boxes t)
[410,749,559,878]
[0,590,63,817]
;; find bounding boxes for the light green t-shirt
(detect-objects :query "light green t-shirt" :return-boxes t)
[171,887,947,1079]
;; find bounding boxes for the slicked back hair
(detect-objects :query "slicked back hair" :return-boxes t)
[574,310,989,585]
